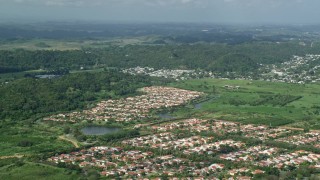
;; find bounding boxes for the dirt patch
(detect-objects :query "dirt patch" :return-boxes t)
[58,135,80,148]
[0,154,24,159]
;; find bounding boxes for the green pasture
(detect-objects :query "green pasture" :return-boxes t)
[171,79,320,128]
[0,122,74,156]
[0,36,158,51]
[0,162,80,180]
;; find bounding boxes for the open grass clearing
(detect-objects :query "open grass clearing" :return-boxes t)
[171,79,320,129]
[0,162,80,180]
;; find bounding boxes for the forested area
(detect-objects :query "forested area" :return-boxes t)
[86,42,320,71]
[0,70,158,121]
[1,42,320,75]
[0,49,96,71]
[228,94,303,107]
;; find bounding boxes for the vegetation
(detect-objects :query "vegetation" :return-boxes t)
[1,23,320,179]
[0,70,155,121]
[0,162,81,180]
[171,79,320,128]
[2,41,320,76]
[98,129,140,142]
[0,121,75,156]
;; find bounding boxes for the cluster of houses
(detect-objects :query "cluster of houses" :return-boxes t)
[49,146,229,178]
[256,150,320,170]
[43,86,203,122]
[183,140,245,155]
[196,163,225,176]
[48,117,320,179]
[122,132,177,148]
[260,54,320,84]
[151,119,292,141]
[122,66,214,81]
[150,119,320,150]
[276,132,320,147]
[223,85,241,90]
[123,134,214,151]
[121,54,320,85]
[150,118,209,132]
[48,144,319,179]
[227,168,265,179]
[242,126,292,141]
[219,145,279,162]
[151,119,244,134]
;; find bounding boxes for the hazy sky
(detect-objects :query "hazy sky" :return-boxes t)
[0,0,319,24]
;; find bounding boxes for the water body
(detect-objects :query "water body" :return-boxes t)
[194,102,203,110]
[158,96,220,119]
[194,100,210,109]
[194,96,220,110]
[35,74,60,79]
[81,126,120,135]
[158,113,176,120]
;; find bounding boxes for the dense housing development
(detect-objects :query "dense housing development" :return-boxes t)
[261,54,320,84]
[122,55,320,85]
[122,67,214,80]
[4,20,320,180]
[44,86,203,122]
[49,118,320,179]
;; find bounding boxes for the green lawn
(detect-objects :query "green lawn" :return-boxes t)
[0,162,80,180]
[0,36,159,51]
[171,79,320,129]
[0,122,75,156]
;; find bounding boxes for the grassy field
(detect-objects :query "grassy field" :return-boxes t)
[0,122,75,156]
[0,162,80,180]
[0,71,30,82]
[0,36,158,51]
[0,39,83,50]
[0,68,107,83]
[171,79,320,129]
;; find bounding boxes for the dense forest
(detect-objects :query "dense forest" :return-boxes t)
[1,42,320,75]
[0,70,160,121]
[0,49,96,71]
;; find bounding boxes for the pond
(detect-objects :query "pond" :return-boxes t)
[157,96,220,119]
[158,113,176,120]
[194,102,204,110]
[81,126,121,135]
[194,95,220,110]
[35,74,60,79]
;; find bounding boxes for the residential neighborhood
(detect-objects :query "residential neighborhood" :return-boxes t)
[122,55,320,85]
[4,9,320,180]
[122,66,215,81]
[49,119,320,179]
[39,84,320,179]
[43,86,204,122]
[276,132,320,148]
[260,54,320,84]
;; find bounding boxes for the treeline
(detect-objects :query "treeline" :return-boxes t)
[169,31,256,44]
[229,94,302,107]
[87,42,320,73]
[1,42,320,75]
[98,129,140,142]
[24,68,70,78]
[0,70,155,121]
[0,49,96,72]
[0,66,27,73]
